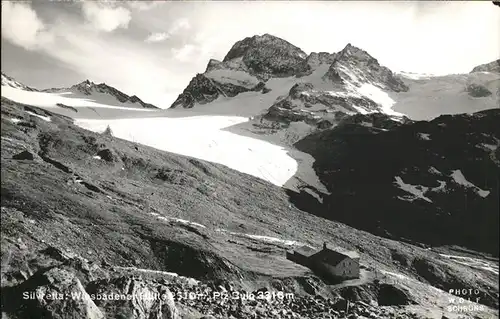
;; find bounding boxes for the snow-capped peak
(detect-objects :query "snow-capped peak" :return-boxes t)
[324,43,409,93]
[69,79,97,93]
[335,43,376,63]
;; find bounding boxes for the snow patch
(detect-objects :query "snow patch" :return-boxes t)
[171,218,207,229]
[26,111,51,122]
[450,170,490,198]
[337,64,361,84]
[440,254,499,275]
[205,69,260,88]
[8,118,22,124]
[115,266,200,285]
[480,143,498,151]
[394,176,432,203]
[430,180,447,193]
[428,167,442,175]
[396,71,436,80]
[380,269,411,281]
[92,155,102,160]
[241,234,303,246]
[357,83,403,117]
[218,229,307,247]
[351,105,370,115]
[149,212,206,228]
[418,133,431,140]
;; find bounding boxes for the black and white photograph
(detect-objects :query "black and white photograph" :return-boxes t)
[1,1,499,318]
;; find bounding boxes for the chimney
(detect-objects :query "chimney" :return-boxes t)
[323,242,327,250]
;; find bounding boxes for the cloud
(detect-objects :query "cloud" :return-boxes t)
[127,1,163,11]
[144,17,191,43]
[169,18,191,34]
[41,27,177,107]
[171,44,197,62]
[1,2,53,50]
[145,32,170,43]
[81,2,131,32]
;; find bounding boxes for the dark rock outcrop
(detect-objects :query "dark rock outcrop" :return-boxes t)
[467,83,493,97]
[95,148,117,162]
[294,109,500,256]
[170,73,267,109]
[12,150,37,161]
[170,74,224,109]
[377,284,414,306]
[306,52,338,67]
[55,103,78,113]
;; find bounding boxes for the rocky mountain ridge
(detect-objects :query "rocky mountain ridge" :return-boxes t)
[1,73,159,110]
[43,80,159,109]
[170,34,407,118]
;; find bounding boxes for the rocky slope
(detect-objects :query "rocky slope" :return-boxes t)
[465,60,500,99]
[293,109,500,257]
[471,59,500,73]
[2,98,498,318]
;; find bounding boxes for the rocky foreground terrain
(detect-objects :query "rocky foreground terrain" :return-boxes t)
[1,95,499,318]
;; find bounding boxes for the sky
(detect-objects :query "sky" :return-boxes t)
[1,1,500,108]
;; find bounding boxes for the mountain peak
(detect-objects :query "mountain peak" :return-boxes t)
[336,43,374,62]
[223,33,306,62]
[73,79,95,88]
[219,33,310,80]
[322,43,408,92]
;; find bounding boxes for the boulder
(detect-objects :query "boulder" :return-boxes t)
[12,150,37,161]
